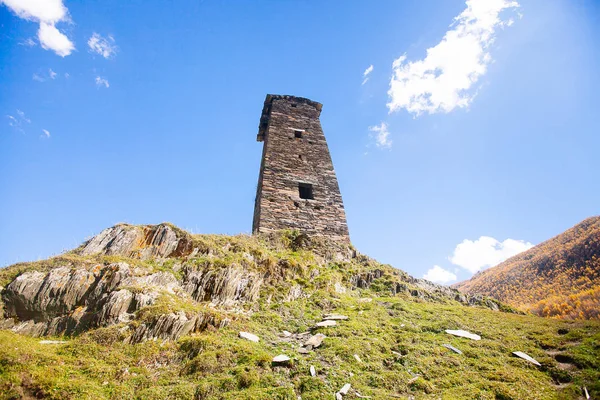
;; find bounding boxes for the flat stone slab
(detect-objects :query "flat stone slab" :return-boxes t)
[39,340,67,344]
[304,333,326,348]
[445,329,481,341]
[309,365,316,377]
[339,383,351,395]
[239,332,259,342]
[315,320,337,327]
[272,354,291,363]
[512,351,541,366]
[442,344,462,354]
[323,314,349,320]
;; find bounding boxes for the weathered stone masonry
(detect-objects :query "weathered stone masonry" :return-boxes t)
[252,94,350,241]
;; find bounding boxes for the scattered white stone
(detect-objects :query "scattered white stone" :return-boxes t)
[315,320,337,328]
[239,332,259,342]
[335,393,343,400]
[282,330,292,337]
[391,350,403,357]
[39,340,67,344]
[442,344,462,354]
[304,333,326,348]
[334,282,346,294]
[310,365,316,377]
[445,329,481,341]
[512,351,541,366]
[358,298,372,303]
[584,386,590,399]
[354,354,362,363]
[339,383,351,395]
[355,392,371,399]
[400,324,405,327]
[272,354,291,363]
[323,314,349,321]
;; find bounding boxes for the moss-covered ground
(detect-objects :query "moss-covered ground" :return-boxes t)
[0,230,599,399]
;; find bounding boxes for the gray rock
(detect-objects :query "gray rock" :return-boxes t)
[339,383,351,395]
[442,344,462,354]
[272,354,291,363]
[304,333,326,348]
[323,314,348,321]
[309,365,316,376]
[239,332,260,342]
[315,320,336,328]
[512,351,541,366]
[80,223,195,260]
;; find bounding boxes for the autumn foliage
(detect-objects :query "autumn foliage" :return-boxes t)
[455,216,600,320]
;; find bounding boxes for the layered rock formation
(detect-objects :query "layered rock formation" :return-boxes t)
[0,223,505,343]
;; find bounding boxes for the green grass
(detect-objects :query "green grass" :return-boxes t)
[0,229,599,399]
[1,290,598,399]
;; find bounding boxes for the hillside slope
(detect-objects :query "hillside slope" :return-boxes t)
[0,223,599,399]
[455,216,600,320]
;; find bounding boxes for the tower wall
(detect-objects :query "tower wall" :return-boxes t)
[252,94,350,241]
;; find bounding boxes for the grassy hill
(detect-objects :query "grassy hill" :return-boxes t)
[0,224,599,399]
[455,217,600,320]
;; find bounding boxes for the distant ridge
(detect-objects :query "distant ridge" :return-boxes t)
[455,216,600,320]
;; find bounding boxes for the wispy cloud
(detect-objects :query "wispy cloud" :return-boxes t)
[41,129,51,138]
[20,37,36,47]
[1,0,75,57]
[32,73,45,82]
[49,68,57,79]
[449,236,533,274]
[6,109,31,133]
[16,109,31,124]
[387,0,520,116]
[362,64,374,85]
[423,265,457,284]
[368,122,392,149]
[95,76,110,88]
[88,33,117,59]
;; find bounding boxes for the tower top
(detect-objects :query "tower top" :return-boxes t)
[257,94,323,142]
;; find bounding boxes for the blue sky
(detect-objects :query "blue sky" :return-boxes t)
[1,0,599,285]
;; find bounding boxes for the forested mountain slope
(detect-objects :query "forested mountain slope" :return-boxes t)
[455,216,600,320]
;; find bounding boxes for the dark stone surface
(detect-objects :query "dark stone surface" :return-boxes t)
[252,94,350,242]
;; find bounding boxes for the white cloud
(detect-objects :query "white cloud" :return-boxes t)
[41,129,50,138]
[1,0,74,57]
[0,0,67,22]
[49,68,57,79]
[95,76,110,88]
[387,0,519,116]
[88,33,117,59]
[6,110,31,132]
[16,109,31,123]
[20,37,36,47]
[423,265,457,284]
[38,22,74,57]
[368,122,392,149]
[449,236,533,274]
[64,72,70,78]
[7,115,18,127]
[362,64,374,85]
[32,73,44,82]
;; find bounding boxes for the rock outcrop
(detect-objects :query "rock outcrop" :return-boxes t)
[0,223,511,343]
[80,223,195,260]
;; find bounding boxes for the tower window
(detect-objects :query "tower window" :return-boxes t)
[298,183,314,200]
[294,130,303,139]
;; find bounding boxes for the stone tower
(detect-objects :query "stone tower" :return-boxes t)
[252,94,350,241]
